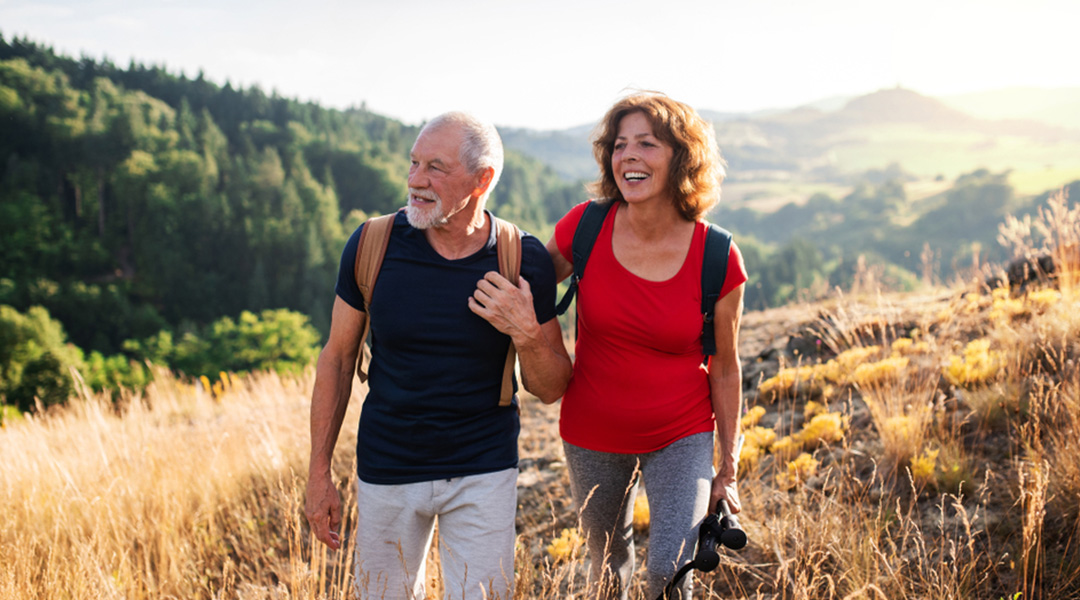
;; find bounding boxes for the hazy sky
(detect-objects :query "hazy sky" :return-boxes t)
[1,0,1076,130]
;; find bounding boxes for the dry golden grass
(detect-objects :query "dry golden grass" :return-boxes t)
[6,190,1080,599]
[7,279,1080,599]
[0,368,361,599]
[3,283,1080,599]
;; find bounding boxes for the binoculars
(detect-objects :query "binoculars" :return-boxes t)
[694,498,747,571]
[657,498,746,600]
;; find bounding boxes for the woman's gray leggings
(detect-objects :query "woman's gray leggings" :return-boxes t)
[563,432,714,600]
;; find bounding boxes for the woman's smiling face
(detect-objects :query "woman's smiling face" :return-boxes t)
[611,111,674,205]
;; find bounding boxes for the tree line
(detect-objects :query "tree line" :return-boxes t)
[0,34,579,410]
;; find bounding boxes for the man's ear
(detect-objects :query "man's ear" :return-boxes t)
[472,167,495,197]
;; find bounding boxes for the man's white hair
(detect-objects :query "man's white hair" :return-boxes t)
[422,112,503,201]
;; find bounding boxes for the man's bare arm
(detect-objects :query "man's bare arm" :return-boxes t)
[305,296,365,549]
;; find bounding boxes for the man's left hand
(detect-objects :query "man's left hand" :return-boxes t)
[468,271,540,343]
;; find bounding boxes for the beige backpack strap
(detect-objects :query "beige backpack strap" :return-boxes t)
[493,216,523,406]
[353,212,396,383]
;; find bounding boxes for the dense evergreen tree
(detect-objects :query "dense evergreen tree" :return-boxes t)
[0,33,577,364]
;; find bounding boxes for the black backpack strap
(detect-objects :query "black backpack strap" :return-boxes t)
[555,200,617,315]
[700,223,733,358]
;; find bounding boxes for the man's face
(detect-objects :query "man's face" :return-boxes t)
[405,124,480,230]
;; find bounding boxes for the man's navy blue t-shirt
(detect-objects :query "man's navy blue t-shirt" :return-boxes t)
[335,210,557,485]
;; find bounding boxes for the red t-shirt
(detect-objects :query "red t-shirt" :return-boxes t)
[555,200,748,453]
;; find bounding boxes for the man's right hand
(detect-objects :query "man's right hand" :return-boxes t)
[305,473,343,550]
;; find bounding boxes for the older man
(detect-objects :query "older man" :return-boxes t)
[305,112,571,600]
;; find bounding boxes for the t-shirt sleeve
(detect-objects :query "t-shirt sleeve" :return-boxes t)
[720,241,749,299]
[554,200,591,263]
[335,224,366,312]
[521,234,558,325]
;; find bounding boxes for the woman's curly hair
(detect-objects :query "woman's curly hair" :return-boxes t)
[587,91,726,222]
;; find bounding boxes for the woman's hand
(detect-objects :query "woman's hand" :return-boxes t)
[710,470,741,514]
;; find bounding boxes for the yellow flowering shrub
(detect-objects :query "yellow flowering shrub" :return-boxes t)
[739,443,762,472]
[741,405,767,428]
[850,356,910,387]
[1027,288,1062,310]
[989,287,1027,321]
[799,412,848,447]
[803,400,827,420]
[960,291,989,314]
[758,365,829,399]
[546,528,585,562]
[777,453,819,490]
[743,426,778,451]
[633,494,650,532]
[829,346,882,375]
[883,414,917,437]
[890,338,914,354]
[943,338,1004,387]
[890,338,931,356]
[771,435,804,462]
[910,448,939,486]
[759,346,883,399]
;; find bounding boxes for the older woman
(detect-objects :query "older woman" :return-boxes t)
[546,92,746,600]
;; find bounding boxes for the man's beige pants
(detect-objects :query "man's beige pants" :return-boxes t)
[353,468,517,600]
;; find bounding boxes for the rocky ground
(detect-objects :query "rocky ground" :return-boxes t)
[511,288,1041,597]
[513,302,838,588]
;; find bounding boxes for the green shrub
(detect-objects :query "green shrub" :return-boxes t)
[203,309,321,376]
[126,309,320,378]
[81,351,152,398]
[0,305,83,412]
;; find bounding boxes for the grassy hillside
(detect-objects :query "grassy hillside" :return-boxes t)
[824,124,1080,194]
[4,193,1080,599]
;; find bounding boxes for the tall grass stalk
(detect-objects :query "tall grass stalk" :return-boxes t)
[999,189,1080,299]
[0,368,357,599]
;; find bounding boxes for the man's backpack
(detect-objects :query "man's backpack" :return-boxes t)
[554,200,733,358]
[353,210,523,406]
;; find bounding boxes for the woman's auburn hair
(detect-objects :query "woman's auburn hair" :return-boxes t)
[587,91,726,222]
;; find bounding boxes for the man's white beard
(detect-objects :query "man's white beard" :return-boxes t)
[405,191,448,230]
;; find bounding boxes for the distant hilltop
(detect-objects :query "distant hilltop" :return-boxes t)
[837,87,972,125]
[501,86,1080,183]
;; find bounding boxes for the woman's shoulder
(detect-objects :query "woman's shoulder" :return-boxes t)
[560,199,594,225]
[553,200,601,257]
